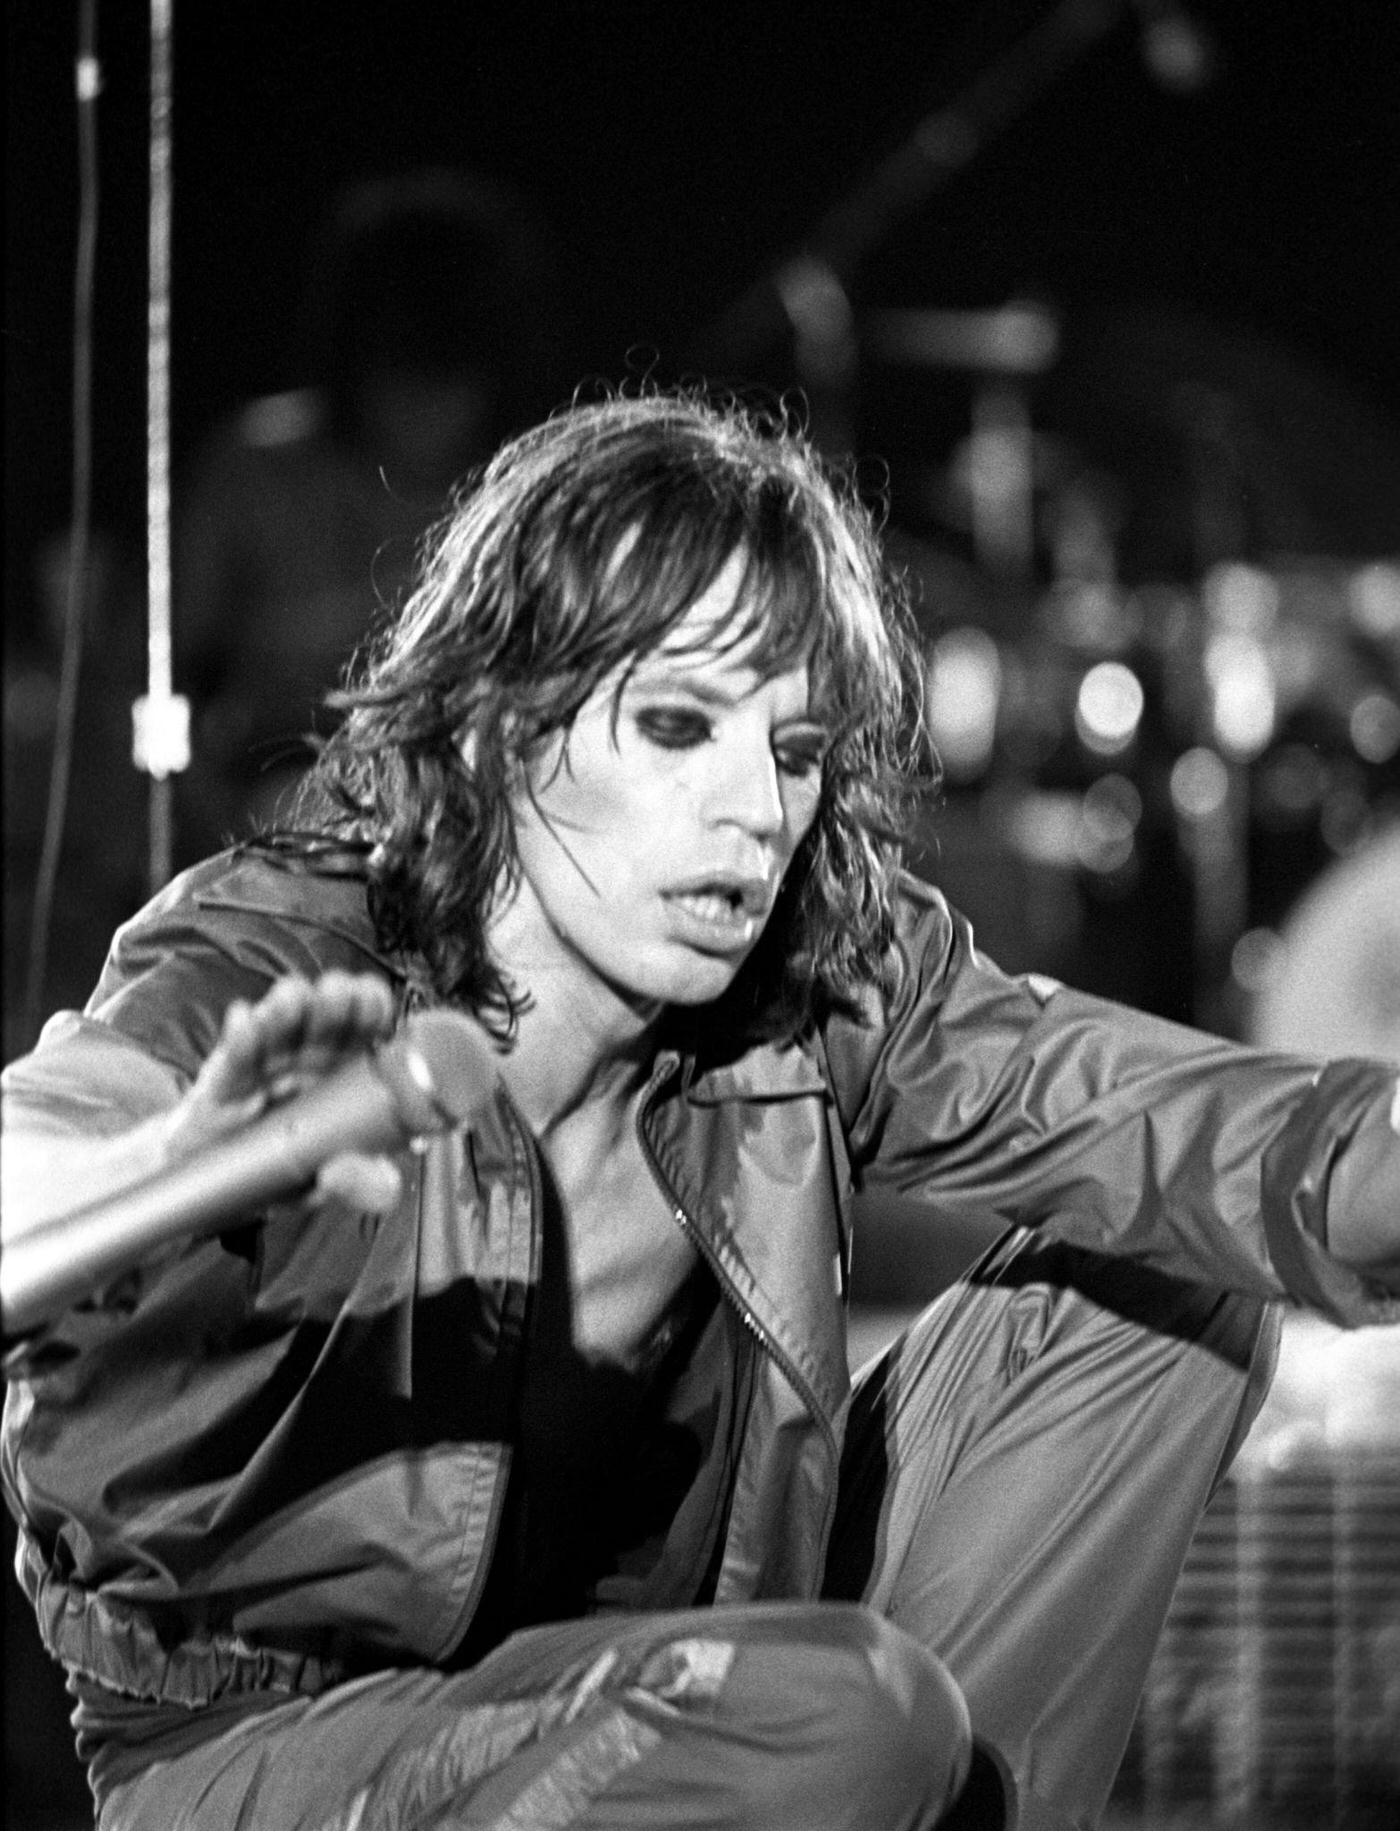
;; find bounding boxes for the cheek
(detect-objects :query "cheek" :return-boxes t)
[516,773,665,907]
[783,784,823,855]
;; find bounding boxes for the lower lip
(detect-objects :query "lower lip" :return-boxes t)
[663,892,762,955]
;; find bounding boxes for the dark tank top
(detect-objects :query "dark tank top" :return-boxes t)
[450,1160,718,1665]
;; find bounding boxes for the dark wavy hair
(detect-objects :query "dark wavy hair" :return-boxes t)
[297,389,933,1041]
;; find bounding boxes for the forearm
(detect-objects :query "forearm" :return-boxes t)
[1,1113,177,1242]
[1325,1076,1400,1284]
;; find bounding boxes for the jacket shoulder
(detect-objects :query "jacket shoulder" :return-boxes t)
[809,873,953,1111]
[82,847,400,1079]
[891,869,956,950]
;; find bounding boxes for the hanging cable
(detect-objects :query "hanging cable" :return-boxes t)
[133,0,189,893]
[22,0,102,1052]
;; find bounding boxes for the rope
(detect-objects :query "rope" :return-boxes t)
[21,0,101,1051]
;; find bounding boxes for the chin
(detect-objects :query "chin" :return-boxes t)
[665,979,739,1010]
[626,949,744,1009]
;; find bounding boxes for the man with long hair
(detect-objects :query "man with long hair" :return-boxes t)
[5,392,1397,1829]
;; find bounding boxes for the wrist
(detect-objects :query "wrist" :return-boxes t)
[1325,1076,1400,1279]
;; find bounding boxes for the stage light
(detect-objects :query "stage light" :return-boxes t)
[1206,631,1276,759]
[1171,746,1230,822]
[1349,561,1400,643]
[1075,661,1144,756]
[1077,774,1142,876]
[1350,690,1400,765]
[926,627,1002,781]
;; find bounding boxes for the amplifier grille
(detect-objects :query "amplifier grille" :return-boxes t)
[1113,1318,1400,1827]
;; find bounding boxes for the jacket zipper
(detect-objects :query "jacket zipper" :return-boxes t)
[436,1096,539,1662]
[635,1054,838,1465]
[444,1059,842,1657]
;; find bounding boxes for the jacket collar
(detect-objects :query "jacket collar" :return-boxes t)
[680,1035,828,1106]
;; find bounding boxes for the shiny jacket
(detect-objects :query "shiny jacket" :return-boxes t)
[3,849,1393,1712]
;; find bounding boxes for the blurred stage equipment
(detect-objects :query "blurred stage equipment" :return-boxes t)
[868,290,1400,1026]
[692,0,1210,395]
[865,302,1060,583]
[901,497,1400,1023]
[1116,1320,1400,1827]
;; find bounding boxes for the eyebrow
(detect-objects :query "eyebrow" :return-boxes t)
[629,674,750,709]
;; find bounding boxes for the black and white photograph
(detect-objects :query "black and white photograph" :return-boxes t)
[5,6,1399,1827]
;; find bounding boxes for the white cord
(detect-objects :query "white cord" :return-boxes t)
[135,0,189,893]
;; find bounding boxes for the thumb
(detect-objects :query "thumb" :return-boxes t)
[312,1151,404,1216]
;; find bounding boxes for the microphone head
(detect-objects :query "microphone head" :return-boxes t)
[377,1009,501,1135]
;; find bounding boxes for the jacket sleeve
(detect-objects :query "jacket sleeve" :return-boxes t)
[825,878,1400,1328]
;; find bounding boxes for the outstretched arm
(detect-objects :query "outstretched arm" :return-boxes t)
[828,882,1400,1325]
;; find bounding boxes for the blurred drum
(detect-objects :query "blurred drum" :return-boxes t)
[1249,822,1400,1062]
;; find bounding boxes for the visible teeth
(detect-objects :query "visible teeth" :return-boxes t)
[676,890,743,922]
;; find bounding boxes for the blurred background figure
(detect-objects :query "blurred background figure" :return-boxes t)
[173,167,567,860]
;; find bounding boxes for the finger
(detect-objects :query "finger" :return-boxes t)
[297,971,363,1054]
[349,974,397,1040]
[165,997,278,1160]
[243,977,355,1090]
[204,977,394,1115]
[312,1151,403,1216]
[300,971,395,1056]
[240,977,317,1075]
[197,997,277,1104]
[256,983,391,1101]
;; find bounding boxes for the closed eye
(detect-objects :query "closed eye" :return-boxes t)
[774,736,828,779]
[633,698,829,784]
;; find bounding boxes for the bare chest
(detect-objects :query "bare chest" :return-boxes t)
[539,1112,700,1368]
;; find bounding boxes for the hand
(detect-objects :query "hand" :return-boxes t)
[1327,1077,1400,1285]
[162,971,404,1216]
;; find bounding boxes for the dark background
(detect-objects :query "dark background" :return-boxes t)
[4,3,1400,1824]
[8,0,1400,600]
[11,0,1399,1019]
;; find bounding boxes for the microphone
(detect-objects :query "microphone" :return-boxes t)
[1,1010,494,1338]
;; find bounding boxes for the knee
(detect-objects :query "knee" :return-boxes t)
[800,1605,973,1824]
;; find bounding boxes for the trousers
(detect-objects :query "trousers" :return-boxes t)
[98,1230,1278,1831]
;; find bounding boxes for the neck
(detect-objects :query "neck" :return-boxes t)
[495,961,665,1136]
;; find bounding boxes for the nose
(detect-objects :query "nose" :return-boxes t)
[704,727,785,839]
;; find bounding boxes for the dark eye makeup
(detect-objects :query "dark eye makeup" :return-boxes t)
[634,707,713,750]
[634,703,828,780]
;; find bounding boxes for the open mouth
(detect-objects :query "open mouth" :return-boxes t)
[670,886,752,924]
